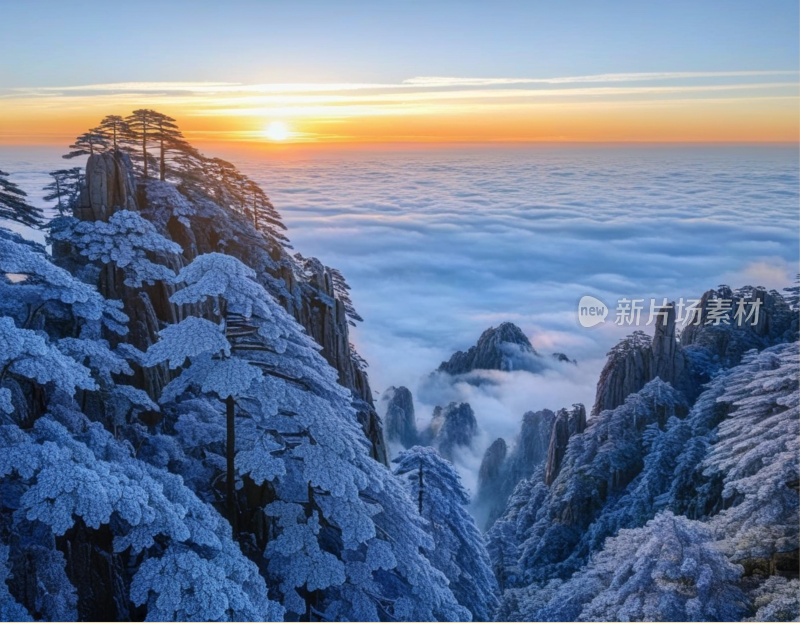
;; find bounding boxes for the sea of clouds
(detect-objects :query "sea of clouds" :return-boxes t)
[3,144,798,494]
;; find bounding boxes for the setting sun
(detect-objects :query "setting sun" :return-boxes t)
[263,120,290,141]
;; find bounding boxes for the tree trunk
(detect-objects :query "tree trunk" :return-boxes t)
[226,394,237,534]
[418,466,424,514]
[160,135,166,182]
[142,123,148,178]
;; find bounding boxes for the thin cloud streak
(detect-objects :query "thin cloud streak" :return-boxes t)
[6,70,797,97]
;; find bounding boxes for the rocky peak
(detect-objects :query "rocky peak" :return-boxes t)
[76,151,138,222]
[592,300,687,416]
[544,403,586,485]
[594,288,795,418]
[681,286,795,367]
[379,386,417,449]
[429,402,478,461]
[514,409,557,474]
[478,438,508,487]
[437,322,541,375]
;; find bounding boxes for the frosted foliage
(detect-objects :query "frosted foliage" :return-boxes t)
[145,317,230,369]
[156,352,261,403]
[704,343,799,561]
[139,247,467,619]
[505,513,746,622]
[0,317,96,406]
[110,384,159,425]
[170,253,277,319]
[492,378,687,584]
[0,234,128,334]
[746,576,800,622]
[394,446,499,622]
[144,180,197,227]
[0,419,280,621]
[49,211,181,287]
[199,304,469,619]
[0,545,32,622]
[130,546,283,622]
[58,337,133,383]
[200,357,261,399]
[0,389,12,415]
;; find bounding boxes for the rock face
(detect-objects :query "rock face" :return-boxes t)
[544,404,587,486]
[76,152,138,222]
[475,408,561,529]
[60,151,389,464]
[437,322,543,374]
[681,286,795,367]
[593,290,796,417]
[429,402,478,461]
[380,386,417,449]
[478,438,507,488]
[592,303,688,416]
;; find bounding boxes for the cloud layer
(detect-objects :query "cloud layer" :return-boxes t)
[1,144,797,493]
[238,145,798,491]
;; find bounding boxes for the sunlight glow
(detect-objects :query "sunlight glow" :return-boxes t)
[263,120,290,141]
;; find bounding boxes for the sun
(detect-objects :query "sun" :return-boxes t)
[263,120,290,141]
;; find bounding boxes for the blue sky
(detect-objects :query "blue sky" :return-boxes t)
[2,1,797,87]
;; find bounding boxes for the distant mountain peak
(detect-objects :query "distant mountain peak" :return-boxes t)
[436,322,542,375]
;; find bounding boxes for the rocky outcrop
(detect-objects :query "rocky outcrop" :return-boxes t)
[478,437,507,488]
[429,402,478,461]
[380,386,417,449]
[593,289,796,417]
[544,404,586,485]
[437,322,543,374]
[75,152,138,222]
[592,302,689,416]
[551,352,576,365]
[681,286,795,368]
[475,408,558,529]
[592,331,653,416]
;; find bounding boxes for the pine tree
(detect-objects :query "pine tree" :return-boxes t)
[149,111,190,181]
[42,167,83,216]
[393,446,500,621]
[95,115,130,151]
[62,130,110,159]
[124,109,158,178]
[502,512,747,622]
[0,170,43,227]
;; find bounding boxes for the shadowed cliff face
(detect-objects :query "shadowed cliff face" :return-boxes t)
[427,401,479,461]
[59,151,388,464]
[380,385,417,449]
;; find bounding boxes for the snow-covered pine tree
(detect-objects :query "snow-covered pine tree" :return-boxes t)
[702,343,799,568]
[499,512,747,622]
[141,251,468,620]
[393,446,499,621]
[48,210,182,287]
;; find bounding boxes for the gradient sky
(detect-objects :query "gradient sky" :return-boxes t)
[1,0,798,145]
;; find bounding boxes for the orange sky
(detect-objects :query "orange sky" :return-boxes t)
[0,74,797,147]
